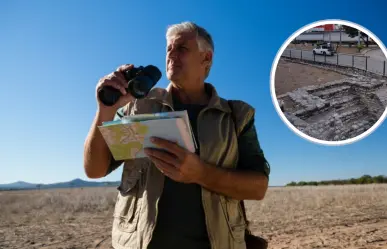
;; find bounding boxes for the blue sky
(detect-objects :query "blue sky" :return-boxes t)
[1,0,387,186]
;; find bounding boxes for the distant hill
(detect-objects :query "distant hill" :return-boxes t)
[0,178,121,191]
[286,174,387,187]
[0,181,38,189]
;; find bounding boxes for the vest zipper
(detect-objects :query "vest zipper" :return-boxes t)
[147,99,216,248]
[146,100,174,248]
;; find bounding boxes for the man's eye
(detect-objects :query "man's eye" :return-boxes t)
[167,46,187,52]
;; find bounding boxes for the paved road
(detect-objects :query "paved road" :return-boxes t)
[365,49,387,61]
[283,49,387,76]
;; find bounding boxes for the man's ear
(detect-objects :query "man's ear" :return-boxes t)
[202,51,213,67]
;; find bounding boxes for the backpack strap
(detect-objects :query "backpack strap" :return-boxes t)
[227,100,253,234]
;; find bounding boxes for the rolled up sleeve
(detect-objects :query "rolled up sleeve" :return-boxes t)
[237,117,270,178]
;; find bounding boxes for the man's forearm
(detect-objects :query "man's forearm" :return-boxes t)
[197,163,268,201]
[83,111,115,178]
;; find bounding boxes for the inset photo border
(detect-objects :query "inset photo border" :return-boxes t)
[270,19,387,146]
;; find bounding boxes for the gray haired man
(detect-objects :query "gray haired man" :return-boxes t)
[83,21,270,249]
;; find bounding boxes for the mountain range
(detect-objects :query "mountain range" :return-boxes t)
[0,178,121,191]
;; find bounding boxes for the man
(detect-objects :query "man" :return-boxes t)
[83,21,270,249]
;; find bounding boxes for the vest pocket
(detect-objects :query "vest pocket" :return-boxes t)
[113,171,141,233]
[220,197,247,243]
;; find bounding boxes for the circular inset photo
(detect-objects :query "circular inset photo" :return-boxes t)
[271,19,387,146]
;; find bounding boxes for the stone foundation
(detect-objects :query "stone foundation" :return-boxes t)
[278,76,387,141]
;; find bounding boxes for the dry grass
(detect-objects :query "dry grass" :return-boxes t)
[246,184,387,249]
[0,187,117,219]
[1,184,387,249]
[247,184,387,226]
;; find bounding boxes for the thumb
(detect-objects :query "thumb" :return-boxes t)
[116,94,134,109]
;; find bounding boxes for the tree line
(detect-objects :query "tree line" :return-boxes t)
[286,175,387,186]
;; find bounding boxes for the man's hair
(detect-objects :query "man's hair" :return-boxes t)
[166,21,214,78]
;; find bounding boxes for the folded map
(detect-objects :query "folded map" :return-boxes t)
[98,110,197,161]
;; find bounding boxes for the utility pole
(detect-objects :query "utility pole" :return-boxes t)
[339,25,342,47]
[329,30,332,43]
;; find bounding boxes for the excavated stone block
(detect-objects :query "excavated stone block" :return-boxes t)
[277,75,387,141]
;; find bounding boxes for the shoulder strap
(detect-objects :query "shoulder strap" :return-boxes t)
[227,100,252,234]
[228,100,240,136]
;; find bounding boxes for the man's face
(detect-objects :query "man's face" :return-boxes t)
[166,31,210,83]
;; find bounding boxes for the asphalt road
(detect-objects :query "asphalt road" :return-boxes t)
[365,49,387,61]
[283,49,387,76]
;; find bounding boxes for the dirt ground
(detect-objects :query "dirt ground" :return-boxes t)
[274,59,347,96]
[1,184,387,249]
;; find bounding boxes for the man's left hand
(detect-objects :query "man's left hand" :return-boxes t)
[144,137,206,184]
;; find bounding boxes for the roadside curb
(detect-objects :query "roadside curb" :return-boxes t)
[361,47,378,55]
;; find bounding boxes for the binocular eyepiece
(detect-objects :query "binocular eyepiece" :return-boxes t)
[98,65,162,106]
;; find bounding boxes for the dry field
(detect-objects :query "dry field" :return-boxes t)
[1,184,387,249]
[274,59,347,96]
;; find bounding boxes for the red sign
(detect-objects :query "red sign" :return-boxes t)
[324,24,335,31]
[313,24,335,31]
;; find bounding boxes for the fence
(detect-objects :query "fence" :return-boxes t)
[282,49,387,76]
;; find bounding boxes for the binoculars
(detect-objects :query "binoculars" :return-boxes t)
[98,65,162,106]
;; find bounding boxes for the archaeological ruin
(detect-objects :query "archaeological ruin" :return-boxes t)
[278,75,387,141]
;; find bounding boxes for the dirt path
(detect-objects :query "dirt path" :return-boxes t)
[274,59,347,96]
[0,217,114,249]
[3,214,386,249]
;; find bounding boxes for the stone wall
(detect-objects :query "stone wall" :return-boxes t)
[277,74,387,141]
[359,93,385,121]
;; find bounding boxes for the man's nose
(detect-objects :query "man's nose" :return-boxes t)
[168,48,179,59]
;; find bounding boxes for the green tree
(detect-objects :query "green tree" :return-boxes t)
[285,174,387,186]
[286,181,297,186]
[342,25,369,48]
[373,175,386,183]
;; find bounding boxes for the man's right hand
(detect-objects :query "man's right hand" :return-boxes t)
[95,64,135,117]
[84,64,136,179]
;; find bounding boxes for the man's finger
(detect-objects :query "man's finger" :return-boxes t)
[112,71,130,88]
[118,94,134,107]
[116,64,134,72]
[150,137,185,158]
[149,156,178,177]
[144,148,180,167]
[99,79,127,96]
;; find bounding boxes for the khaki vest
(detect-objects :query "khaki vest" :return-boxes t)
[111,83,255,249]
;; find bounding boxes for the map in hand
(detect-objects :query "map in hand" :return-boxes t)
[98,111,196,161]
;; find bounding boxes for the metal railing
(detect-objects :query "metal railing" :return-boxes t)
[282,49,387,76]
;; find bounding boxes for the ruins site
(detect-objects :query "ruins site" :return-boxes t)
[276,59,387,141]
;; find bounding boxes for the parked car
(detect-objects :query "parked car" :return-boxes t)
[313,44,335,56]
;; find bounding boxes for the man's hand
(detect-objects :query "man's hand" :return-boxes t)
[144,137,268,200]
[84,64,135,179]
[96,64,135,117]
[144,137,206,184]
